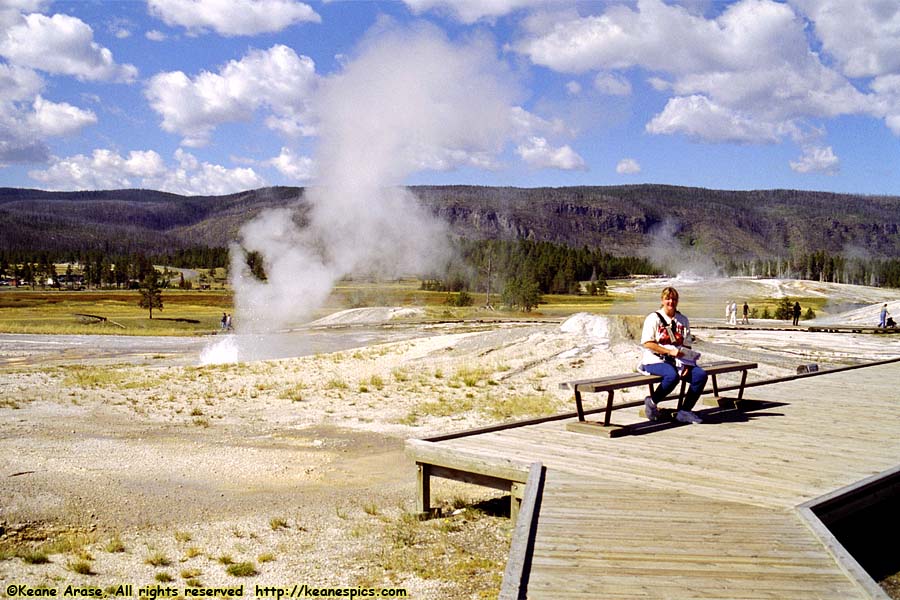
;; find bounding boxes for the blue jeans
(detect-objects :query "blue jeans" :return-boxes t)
[641,361,708,411]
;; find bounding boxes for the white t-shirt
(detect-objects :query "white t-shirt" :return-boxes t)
[640,310,693,365]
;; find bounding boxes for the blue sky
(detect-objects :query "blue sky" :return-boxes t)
[3,0,900,195]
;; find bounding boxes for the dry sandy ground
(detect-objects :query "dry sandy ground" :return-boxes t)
[2,278,899,599]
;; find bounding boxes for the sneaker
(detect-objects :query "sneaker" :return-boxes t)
[675,410,702,424]
[644,397,659,421]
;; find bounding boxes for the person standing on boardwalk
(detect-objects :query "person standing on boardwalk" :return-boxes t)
[640,287,708,425]
[880,304,888,328]
[742,302,750,325]
[729,300,738,325]
[792,301,801,326]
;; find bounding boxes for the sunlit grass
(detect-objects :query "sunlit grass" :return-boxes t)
[0,279,838,338]
[0,289,231,336]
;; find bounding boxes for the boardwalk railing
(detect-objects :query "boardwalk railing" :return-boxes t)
[499,462,545,600]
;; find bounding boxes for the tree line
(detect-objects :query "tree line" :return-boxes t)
[724,250,900,288]
[422,239,661,311]
[0,247,228,289]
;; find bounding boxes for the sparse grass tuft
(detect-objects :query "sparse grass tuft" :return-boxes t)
[181,568,202,579]
[363,503,380,516]
[67,560,94,575]
[174,531,192,543]
[325,378,348,390]
[279,383,305,402]
[20,550,50,564]
[257,553,275,563]
[483,393,559,420]
[104,537,125,553]
[217,554,234,565]
[269,518,288,531]
[145,550,170,567]
[155,572,174,583]
[226,562,258,577]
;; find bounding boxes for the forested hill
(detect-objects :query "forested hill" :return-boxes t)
[2,184,899,261]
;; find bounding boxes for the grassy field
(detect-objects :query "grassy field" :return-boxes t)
[0,277,830,336]
[0,289,233,335]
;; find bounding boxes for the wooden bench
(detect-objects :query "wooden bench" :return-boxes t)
[559,360,758,434]
[407,438,534,520]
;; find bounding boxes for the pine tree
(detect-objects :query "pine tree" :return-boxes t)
[138,269,164,319]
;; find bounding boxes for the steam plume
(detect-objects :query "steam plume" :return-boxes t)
[225,22,519,349]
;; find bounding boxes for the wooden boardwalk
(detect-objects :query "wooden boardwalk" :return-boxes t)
[410,361,900,599]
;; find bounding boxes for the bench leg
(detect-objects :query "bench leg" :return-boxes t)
[712,374,720,397]
[416,463,432,517]
[737,369,748,400]
[574,390,585,422]
[604,390,615,426]
[676,379,687,411]
[510,481,525,522]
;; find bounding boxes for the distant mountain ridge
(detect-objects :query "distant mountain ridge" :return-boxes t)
[2,184,899,261]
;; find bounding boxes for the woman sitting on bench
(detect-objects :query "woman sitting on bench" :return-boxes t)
[640,286,708,424]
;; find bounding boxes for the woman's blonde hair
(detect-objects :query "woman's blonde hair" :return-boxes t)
[660,287,679,303]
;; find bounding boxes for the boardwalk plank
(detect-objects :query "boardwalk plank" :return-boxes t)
[409,361,900,599]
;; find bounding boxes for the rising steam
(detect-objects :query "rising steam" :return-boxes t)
[213,21,520,360]
[641,218,721,280]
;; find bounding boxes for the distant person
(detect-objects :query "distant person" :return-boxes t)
[729,300,737,325]
[880,304,888,328]
[725,301,731,324]
[792,301,801,326]
[220,312,227,331]
[742,302,750,325]
[225,313,233,331]
[640,287,707,425]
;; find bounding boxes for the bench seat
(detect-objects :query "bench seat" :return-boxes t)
[559,360,758,429]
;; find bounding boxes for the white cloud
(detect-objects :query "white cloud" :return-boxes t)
[516,136,585,170]
[160,150,266,195]
[29,149,163,190]
[145,44,317,146]
[0,12,137,82]
[0,63,44,101]
[108,18,132,39]
[792,0,900,79]
[790,144,839,174]
[565,80,581,96]
[509,106,568,138]
[616,158,641,174]
[870,74,900,135]
[646,95,785,143]
[515,0,873,144]
[402,0,551,24]
[594,72,632,96]
[0,96,48,163]
[29,95,97,137]
[0,0,45,30]
[148,0,320,36]
[27,148,264,194]
[145,29,167,41]
[268,147,315,181]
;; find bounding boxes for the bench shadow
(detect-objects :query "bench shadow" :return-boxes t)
[626,398,788,436]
